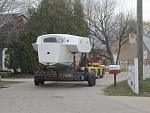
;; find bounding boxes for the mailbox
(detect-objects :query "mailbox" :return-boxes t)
[109,65,121,74]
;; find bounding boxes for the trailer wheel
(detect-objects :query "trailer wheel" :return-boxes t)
[88,72,95,87]
[40,80,44,85]
[93,73,96,85]
[34,78,39,86]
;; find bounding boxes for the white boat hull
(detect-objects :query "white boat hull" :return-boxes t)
[32,34,92,68]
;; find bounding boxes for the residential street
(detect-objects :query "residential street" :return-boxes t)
[0,72,150,113]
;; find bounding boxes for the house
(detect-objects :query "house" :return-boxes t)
[111,34,150,66]
[0,13,27,70]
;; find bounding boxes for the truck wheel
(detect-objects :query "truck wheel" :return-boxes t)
[100,75,103,78]
[97,70,100,79]
[100,70,105,78]
[88,72,95,87]
[102,69,105,75]
[34,78,39,86]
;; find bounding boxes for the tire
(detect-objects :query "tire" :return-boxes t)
[97,70,100,79]
[40,80,44,85]
[88,72,95,87]
[102,69,105,75]
[93,73,96,86]
[100,69,105,78]
[34,78,39,86]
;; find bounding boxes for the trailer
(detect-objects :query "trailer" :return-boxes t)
[32,34,96,86]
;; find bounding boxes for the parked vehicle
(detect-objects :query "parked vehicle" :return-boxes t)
[82,62,105,79]
[32,34,101,87]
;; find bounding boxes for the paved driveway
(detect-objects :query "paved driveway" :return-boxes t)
[0,72,150,113]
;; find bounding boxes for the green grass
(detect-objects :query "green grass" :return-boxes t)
[0,81,22,88]
[0,72,33,78]
[0,72,12,78]
[0,72,31,88]
[103,78,150,97]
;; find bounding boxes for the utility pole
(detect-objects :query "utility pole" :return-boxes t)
[137,0,143,93]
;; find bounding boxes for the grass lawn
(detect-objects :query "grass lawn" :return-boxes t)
[103,78,150,97]
[0,72,33,78]
[0,72,29,88]
[0,72,12,78]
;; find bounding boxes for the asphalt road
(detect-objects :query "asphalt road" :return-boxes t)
[0,72,150,113]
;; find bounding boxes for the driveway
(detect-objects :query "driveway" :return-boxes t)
[0,72,150,113]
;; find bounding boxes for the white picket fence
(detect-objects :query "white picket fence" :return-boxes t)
[128,58,139,94]
[128,58,150,94]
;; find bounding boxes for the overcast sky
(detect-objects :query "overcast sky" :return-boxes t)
[119,0,150,21]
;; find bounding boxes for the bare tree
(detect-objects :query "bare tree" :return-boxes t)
[0,0,41,17]
[17,0,41,15]
[0,0,23,14]
[113,12,136,64]
[84,0,136,64]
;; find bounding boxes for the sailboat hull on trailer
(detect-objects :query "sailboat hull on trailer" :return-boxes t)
[32,34,92,71]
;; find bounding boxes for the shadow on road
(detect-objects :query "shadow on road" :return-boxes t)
[38,82,88,89]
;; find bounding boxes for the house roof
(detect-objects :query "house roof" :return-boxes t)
[0,14,12,26]
[144,33,150,38]
[0,13,28,27]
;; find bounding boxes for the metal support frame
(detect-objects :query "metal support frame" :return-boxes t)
[37,52,85,81]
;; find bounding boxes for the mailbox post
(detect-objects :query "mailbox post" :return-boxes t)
[109,65,121,87]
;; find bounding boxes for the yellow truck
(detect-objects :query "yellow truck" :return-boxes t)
[82,62,105,78]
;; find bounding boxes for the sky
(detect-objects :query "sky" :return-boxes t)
[119,0,150,21]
